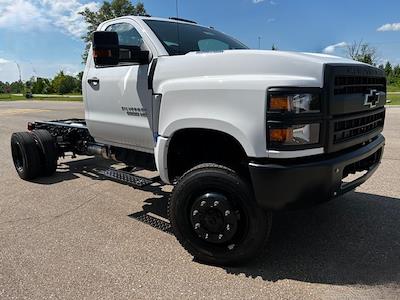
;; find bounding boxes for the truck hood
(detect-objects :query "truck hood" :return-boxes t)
[153,50,365,90]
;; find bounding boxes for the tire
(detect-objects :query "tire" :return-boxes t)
[10,132,42,180]
[31,130,58,176]
[168,163,272,266]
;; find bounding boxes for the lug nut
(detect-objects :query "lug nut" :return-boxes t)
[200,201,206,207]
[218,234,223,240]
[205,233,209,239]
[194,223,200,229]
[225,210,230,216]
[213,201,219,206]
[193,210,198,216]
[226,224,230,231]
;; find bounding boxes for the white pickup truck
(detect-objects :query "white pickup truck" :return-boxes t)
[11,16,386,265]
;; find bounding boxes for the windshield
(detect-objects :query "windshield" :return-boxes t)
[144,20,248,56]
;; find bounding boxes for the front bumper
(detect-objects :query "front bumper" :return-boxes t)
[249,134,385,210]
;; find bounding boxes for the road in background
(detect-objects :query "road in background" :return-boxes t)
[0,101,399,299]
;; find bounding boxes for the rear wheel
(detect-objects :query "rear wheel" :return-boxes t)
[10,132,42,180]
[168,163,272,265]
[31,129,58,176]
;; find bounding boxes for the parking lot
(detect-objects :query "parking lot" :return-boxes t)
[0,101,399,299]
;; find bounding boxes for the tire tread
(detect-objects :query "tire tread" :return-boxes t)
[31,129,57,176]
[11,132,42,180]
[168,163,272,266]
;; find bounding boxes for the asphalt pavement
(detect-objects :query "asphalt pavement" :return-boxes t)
[0,101,399,299]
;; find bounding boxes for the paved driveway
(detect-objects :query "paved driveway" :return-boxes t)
[1,101,399,299]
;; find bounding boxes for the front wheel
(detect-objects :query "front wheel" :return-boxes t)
[168,163,272,266]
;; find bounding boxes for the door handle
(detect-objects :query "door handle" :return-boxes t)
[88,78,100,87]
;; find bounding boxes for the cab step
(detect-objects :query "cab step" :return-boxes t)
[97,168,153,188]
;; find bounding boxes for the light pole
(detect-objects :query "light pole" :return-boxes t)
[258,36,262,49]
[13,61,22,82]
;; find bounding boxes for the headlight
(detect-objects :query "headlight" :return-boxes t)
[268,123,320,146]
[269,93,320,113]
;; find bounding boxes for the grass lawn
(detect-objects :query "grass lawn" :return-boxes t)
[387,85,400,93]
[0,94,82,101]
[387,93,400,105]
[0,94,26,100]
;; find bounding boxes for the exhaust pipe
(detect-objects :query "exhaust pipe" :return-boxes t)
[86,143,120,161]
[86,143,110,159]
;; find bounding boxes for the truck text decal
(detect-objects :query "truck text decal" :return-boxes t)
[121,106,147,117]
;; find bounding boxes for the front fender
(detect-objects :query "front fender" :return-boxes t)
[162,118,256,157]
[156,74,322,160]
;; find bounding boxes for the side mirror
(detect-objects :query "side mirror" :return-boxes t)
[93,31,150,66]
[93,31,120,66]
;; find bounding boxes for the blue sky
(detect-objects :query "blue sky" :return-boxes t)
[0,0,399,82]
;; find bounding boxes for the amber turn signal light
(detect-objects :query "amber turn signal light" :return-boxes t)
[93,49,112,58]
[269,128,293,143]
[269,96,291,111]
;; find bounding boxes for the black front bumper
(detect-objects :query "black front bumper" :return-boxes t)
[249,134,385,210]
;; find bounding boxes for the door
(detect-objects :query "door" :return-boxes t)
[84,21,154,153]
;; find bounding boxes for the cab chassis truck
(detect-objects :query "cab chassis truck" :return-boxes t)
[10,16,386,265]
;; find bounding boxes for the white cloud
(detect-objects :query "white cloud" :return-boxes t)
[41,0,100,38]
[0,0,48,29]
[253,0,277,4]
[267,18,276,23]
[0,59,20,82]
[323,42,348,54]
[57,63,82,76]
[0,0,99,38]
[0,58,10,64]
[377,23,400,32]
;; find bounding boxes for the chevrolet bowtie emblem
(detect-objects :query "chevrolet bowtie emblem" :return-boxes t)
[364,89,382,108]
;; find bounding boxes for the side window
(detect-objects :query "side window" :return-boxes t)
[198,39,229,52]
[106,23,144,48]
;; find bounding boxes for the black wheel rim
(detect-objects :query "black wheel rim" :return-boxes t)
[11,142,24,173]
[188,192,248,250]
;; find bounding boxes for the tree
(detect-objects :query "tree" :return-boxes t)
[393,65,400,77]
[31,77,51,94]
[76,71,84,82]
[9,81,24,93]
[80,0,147,63]
[346,40,377,65]
[73,72,84,94]
[32,78,54,94]
[384,61,393,77]
[52,71,78,95]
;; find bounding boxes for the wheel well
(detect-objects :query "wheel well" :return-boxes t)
[167,128,249,181]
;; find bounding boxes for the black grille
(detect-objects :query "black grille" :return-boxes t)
[333,110,385,144]
[334,76,386,95]
[324,64,386,152]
